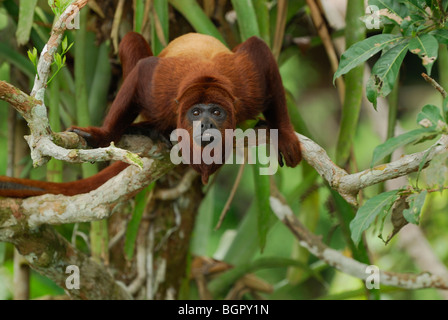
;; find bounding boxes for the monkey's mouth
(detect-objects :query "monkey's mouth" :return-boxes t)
[194,132,217,147]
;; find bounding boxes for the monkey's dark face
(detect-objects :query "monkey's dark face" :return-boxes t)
[187,103,228,147]
[176,79,237,184]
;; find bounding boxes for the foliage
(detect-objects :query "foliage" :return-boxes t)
[0,0,448,301]
[335,0,448,108]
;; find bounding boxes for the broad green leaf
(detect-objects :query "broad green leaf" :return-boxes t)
[350,190,400,246]
[334,34,402,83]
[431,29,448,45]
[371,127,437,165]
[48,0,73,16]
[252,163,271,252]
[231,0,260,41]
[400,0,428,15]
[124,183,155,260]
[366,41,409,108]
[403,190,427,224]
[416,104,444,127]
[16,0,38,46]
[151,0,169,56]
[169,0,226,45]
[443,96,448,121]
[409,34,438,75]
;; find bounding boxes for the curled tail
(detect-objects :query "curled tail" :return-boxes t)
[0,162,129,198]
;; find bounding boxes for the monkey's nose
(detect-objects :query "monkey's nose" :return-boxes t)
[201,122,215,131]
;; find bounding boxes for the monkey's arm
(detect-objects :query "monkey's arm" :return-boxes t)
[233,37,301,167]
[70,57,160,147]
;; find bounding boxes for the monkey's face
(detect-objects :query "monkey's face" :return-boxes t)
[175,78,237,183]
[178,102,235,184]
[187,103,228,147]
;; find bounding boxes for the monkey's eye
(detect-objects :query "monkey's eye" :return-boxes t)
[192,109,201,117]
[213,109,221,117]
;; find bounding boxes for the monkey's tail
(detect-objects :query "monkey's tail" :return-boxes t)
[0,162,129,198]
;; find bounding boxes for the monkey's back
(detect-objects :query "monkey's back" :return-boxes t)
[158,33,232,60]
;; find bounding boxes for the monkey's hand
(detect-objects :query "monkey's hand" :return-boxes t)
[277,129,302,168]
[67,126,111,148]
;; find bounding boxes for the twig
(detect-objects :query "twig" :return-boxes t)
[111,0,126,53]
[31,0,89,97]
[422,73,448,99]
[154,169,199,200]
[306,0,345,103]
[272,0,288,61]
[215,163,246,230]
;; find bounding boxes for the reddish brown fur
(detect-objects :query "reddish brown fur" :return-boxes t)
[0,32,301,198]
[0,162,128,198]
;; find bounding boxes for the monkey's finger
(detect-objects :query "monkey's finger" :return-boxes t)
[278,152,284,167]
[70,128,92,139]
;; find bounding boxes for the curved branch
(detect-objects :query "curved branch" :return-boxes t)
[31,0,89,97]
[298,133,448,205]
[12,225,132,300]
[269,191,448,290]
[0,136,173,239]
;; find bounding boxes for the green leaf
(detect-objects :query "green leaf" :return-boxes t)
[16,0,38,46]
[334,34,403,83]
[366,41,409,108]
[401,0,428,15]
[409,34,438,75]
[54,53,62,67]
[371,127,437,165]
[431,29,448,45]
[62,36,68,52]
[416,104,444,127]
[48,0,73,16]
[27,47,37,67]
[350,190,400,246]
[252,163,271,252]
[403,190,427,224]
[231,0,260,41]
[124,184,155,260]
[168,0,226,45]
[443,96,448,121]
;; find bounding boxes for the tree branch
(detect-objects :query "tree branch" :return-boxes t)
[269,189,448,290]
[11,224,132,300]
[0,135,173,238]
[31,0,89,97]
[298,133,448,205]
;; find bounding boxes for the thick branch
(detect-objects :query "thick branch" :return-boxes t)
[298,133,448,205]
[0,81,143,168]
[11,224,131,300]
[0,136,173,238]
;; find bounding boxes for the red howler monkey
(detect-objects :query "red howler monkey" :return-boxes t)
[0,32,301,198]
